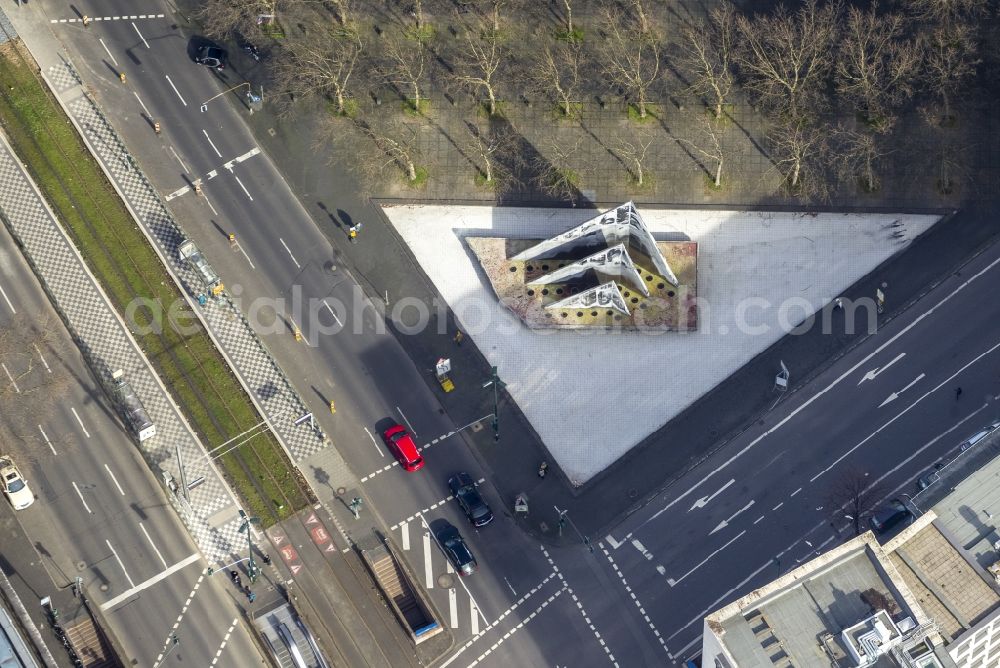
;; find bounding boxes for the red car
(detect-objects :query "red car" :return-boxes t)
[383,424,424,472]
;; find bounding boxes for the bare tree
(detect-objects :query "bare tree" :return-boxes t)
[273,22,364,116]
[359,119,423,183]
[561,0,575,35]
[735,0,840,118]
[678,1,738,119]
[453,18,507,115]
[465,121,519,191]
[628,0,653,37]
[907,0,989,25]
[531,41,583,117]
[412,0,425,31]
[195,0,296,40]
[381,34,429,111]
[824,467,886,536]
[677,112,727,188]
[832,124,893,193]
[614,131,655,187]
[326,0,354,26]
[767,114,830,197]
[919,23,981,125]
[836,5,920,131]
[601,6,661,119]
[533,137,583,204]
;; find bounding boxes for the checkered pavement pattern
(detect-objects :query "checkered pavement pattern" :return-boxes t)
[43,60,80,95]
[63,85,328,464]
[0,8,15,45]
[0,134,243,565]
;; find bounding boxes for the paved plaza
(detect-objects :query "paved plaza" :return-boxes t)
[384,205,940,484]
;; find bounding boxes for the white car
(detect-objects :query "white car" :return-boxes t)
[1,458,34,510]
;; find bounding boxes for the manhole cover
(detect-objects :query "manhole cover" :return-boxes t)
[539,521,549,532]
[75,561,86,571]
[437,574,454,588]
[336,487,347,496]
[99,583,109,592]
[471,422,484,433]
[628,488,638,499]
[267,128,276,137]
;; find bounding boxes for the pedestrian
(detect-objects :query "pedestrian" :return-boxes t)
[248,590,256,603]
[537,462,548,478]
[261,553,271,565]
[955,387,963,398]
[348,225,358,243]
[454,330,464,346]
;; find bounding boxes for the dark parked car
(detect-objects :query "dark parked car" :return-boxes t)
[449,473,493,527]
[195,46,227,70]
[439,523,477,576]
[869,499,912,534]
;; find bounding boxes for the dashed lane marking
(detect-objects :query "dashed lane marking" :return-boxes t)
[51,14,166,23]
[542,546,617,666]
[601,542,672,659]
[389,478,484,530]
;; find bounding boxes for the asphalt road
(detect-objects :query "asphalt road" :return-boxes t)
[32,2,617,664]
[23,2,1000,668]
[0,220,263,665]
[593,239,1000,664]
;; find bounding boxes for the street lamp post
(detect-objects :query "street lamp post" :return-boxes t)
[349,496,363,519]
[238,510,261,583]
[482,366,505,442]
[553,506,594,553]
[152,633,179,668]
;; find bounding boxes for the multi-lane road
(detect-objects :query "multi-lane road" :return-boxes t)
[8,1,1000,667]
[0,200,263,665]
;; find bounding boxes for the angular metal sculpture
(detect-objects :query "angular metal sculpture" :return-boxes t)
[526,244,649,296]
[545,281,631,316]
[513,202,678,286]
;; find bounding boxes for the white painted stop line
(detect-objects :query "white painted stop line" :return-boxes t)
[449,588,458,628]
[423,533,433,589]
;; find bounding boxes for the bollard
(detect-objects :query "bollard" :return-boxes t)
[119,72,126,84]
[153,120,161,135]
[82,16,90,27]
[194,181,203,196]
[329,401,336,415]
[228,233,236,244]
[294,327,302,342]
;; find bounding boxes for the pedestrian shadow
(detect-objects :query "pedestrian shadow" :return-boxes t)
[316,201,344,231]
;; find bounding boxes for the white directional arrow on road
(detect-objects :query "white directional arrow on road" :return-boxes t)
[710,500,755,535]
[689,478,735,511]
[879,373,926,407]
[858,353,906,385]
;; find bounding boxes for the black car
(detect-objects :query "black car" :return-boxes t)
[448,472,494,527]
[439,523,477,576]
[195,46,227,70]
[869,499,912,535]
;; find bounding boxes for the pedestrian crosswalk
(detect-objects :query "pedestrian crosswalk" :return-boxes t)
[392,520,483,635]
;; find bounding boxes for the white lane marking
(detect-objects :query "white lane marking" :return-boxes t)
[208,617,240,667]
[236,243,255,269]
[202,194,219,216]
[32,344,51,372]
[449,588,458,628]
[633,254,1000,538]
[222,147,261,171]
[1,363,20,393]
[790,487,802,497]
[140,523,169,570]
[132,22,150,49]
[709,500,755,536]
[812,340,1000,483]
[100,553,201,610]
[604,534,623,549]
[132,92,153,119]
[666,530,746,587]
[364,427,384,457]
[168,146,189,173]
[72,482,93,514]
[233,175,253,200]
[98,38,119,67]
[39,425,56,456]
[689,478,735,511]
[104,464,125,496]
[753,515,765,525]
[879,373,926,407]
[323,300,343,327]
[202,129,223,158]
[397,407,417,437]
[106,539,136,588]
[164,75,187,106]
[857,352,906,384]
[419,512,490,627]
[401,521,409,550]
[470,598,480,635]
[278,238,300,268]
[0,282,14,313]
[631,538,652,560]
[423,531,434,589]
[70,407,91,438]
[600,543,672,658]
[51,14,165,24]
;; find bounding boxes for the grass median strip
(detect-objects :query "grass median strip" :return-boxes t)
[0,41,306,525]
